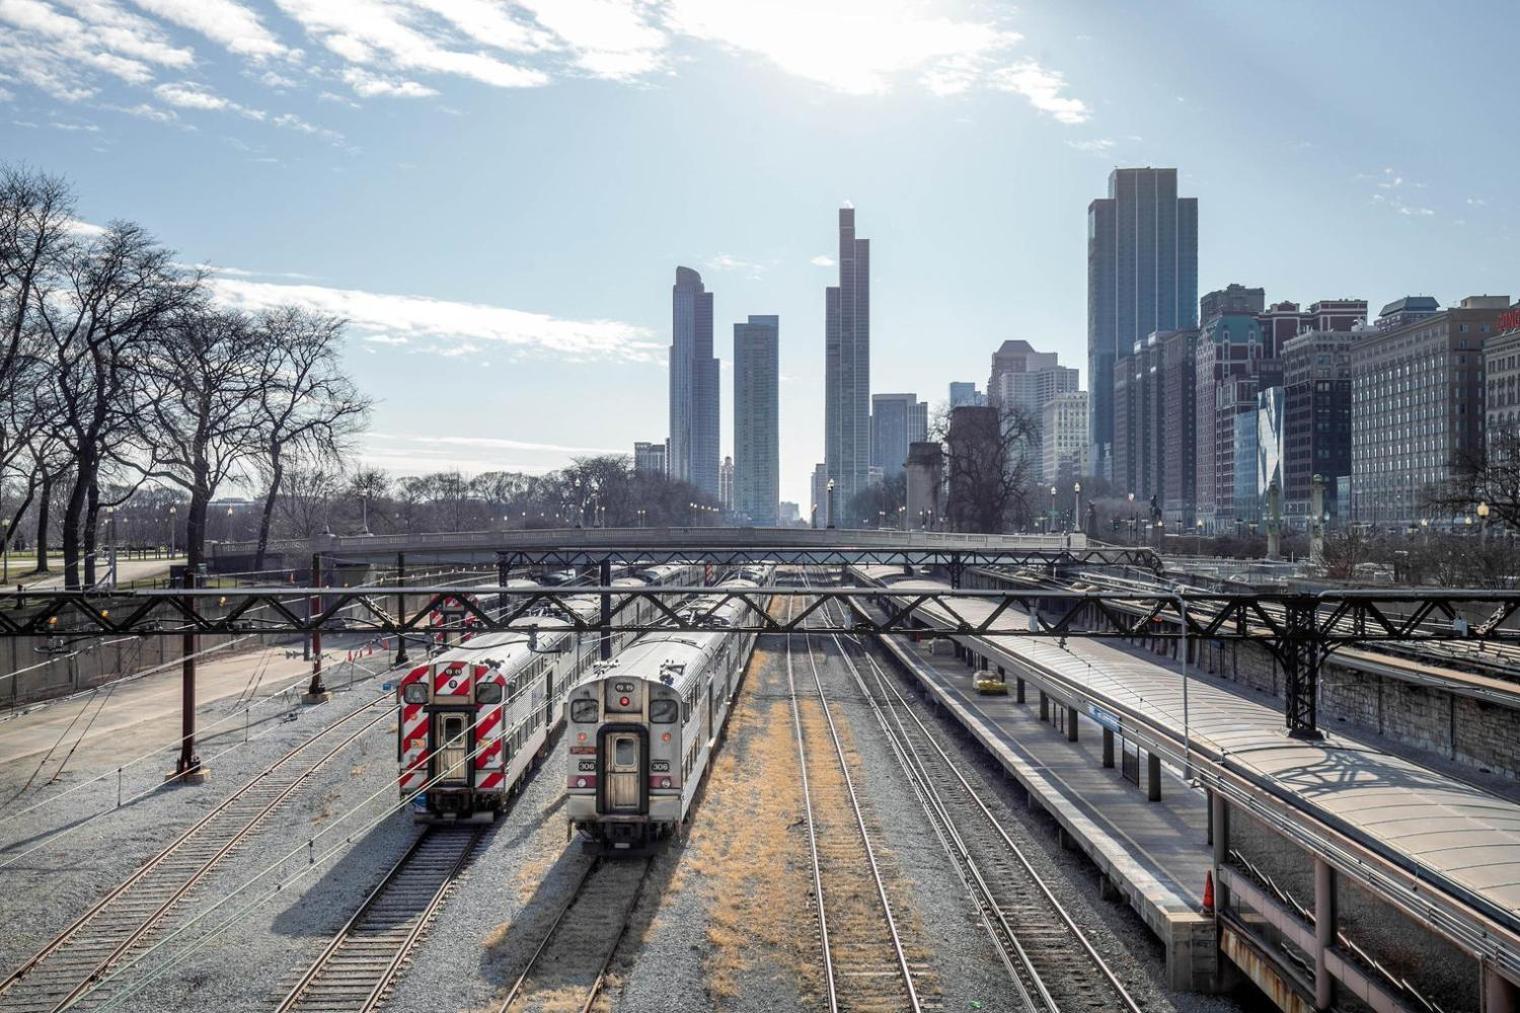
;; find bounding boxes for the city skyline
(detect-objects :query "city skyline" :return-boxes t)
[5,3,1518,506]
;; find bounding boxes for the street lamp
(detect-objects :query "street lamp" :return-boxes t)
[1128,492,1136,544]
[105,505,117,588]
[1073,481,1082,535]
[1420,516,1430,544]
[169,505,177,557]
[1479,501,1491,544]
[1049,484,1057,534]
[826,479,836,529]
[1195,518,1204,556]
[2,517,9,583]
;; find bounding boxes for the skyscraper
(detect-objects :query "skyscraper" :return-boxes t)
[734,315,780,525]
[633,441,667,476]
[870,393,927,479]
[719,456,734,511]
[1087,168,1198,481]
[949,382,986,408]
[825,207,871,512]
[669,266,719,497]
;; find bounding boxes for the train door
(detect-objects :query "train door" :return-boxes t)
[431,711,471,785]
[598,727,647,814]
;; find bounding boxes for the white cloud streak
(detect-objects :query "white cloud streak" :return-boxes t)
[207,275,662,363]
[128,0,289,59]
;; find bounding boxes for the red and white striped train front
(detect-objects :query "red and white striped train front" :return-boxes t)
[397,655,513,820]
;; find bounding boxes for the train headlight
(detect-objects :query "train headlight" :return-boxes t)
[476,682,503,704]
[402,683,427,704]
[661,732,671,742]
[575,777,587,788]
[660,778,671,788]
[577,732,587,742]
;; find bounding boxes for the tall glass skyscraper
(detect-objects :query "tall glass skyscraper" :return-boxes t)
[1087,168,1197,481]
[669,266,719,497]
[734,315,780,525]
[825,207,871,512]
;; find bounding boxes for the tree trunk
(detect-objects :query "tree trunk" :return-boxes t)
[254,446,283,572]
[185,487,208,577]
[83,479,100,588]
[62,456,91,589]
[34,475,51,574]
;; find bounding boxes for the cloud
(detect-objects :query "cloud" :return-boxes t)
[374,433,623,455]
[0,87,13,102]
[206,275,662,363]
[128,0,289,59]
[988,61,1089,124]
[708,252,767,278]
[1065,137,1113,154]
[1397,205,1435,217]
[810,254,836,267]
[514,0,666,80]
[343,67,437,98]
[48,118,99,130]
[1467,197,1487,207]
[154,80,229,110]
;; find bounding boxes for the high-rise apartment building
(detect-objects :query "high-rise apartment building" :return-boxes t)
[810,463,829,527]
[870,393,928,478]
[733,315,780,525]
[948,382,986,408]
[719,456,734,511]
[633,441,667,476]
[1041,391,1089,486]
[1351,296,1510,526]
[1375,295,1441,332]
[1281,302,1366,522]
[1196,310,1277,529]
[1484,305,1520,454]
[669,267,719,497]
[1159,328,1198,526]
[825,207,871,512]
[1113,332,1164,500]
[987,339,1078,482]
[1087,167,1198,481]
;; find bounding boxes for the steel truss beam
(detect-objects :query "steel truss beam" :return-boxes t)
[494,545,1163,576]
[3,586,1518,645]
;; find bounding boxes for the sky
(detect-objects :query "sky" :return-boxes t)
[3,0,1518,507]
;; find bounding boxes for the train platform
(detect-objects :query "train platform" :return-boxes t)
[873,630,1218,992]
[0,639,389,769]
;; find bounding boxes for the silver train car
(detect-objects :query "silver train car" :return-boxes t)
[396,567,696,821]
[564,579,764,848]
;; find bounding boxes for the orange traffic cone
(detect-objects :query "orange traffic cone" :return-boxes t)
[1201,870,1215,914]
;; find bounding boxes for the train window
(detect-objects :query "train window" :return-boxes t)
[615,738,635,765]
[476,681,503,704]
[402,683,427,704]
[650,699,678,723]
[571,699,598,723]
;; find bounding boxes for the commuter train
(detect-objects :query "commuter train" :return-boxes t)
[396,565,696,821]
[564,578,765,848]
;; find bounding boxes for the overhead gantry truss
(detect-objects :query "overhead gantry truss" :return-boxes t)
[491,544,1164,579]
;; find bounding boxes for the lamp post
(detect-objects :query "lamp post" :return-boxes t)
[169,504,177,557]
[1479,501,1490,544]
[1195,518,1203,556]
[1073,481,1082,535]
[2,518,8,583]
[105,506,117,589]
[1421,516,1430,544]
[1128,492,1135,544]
[1049,484,1057,534]
[826,479,836,529]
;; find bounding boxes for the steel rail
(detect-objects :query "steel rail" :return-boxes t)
[795,575,922,1013]
[821,594,1143,1013]
[276,825,484,1012]
[0,702,391,1013]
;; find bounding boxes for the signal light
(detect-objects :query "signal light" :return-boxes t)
[577,732,587,742]
[619,696,630,707]
[661,732,671,742]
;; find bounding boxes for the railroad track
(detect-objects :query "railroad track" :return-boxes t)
[494,855,653,1013]
[816,592,1143,1013]
[276,825,483,1012]
[786,586,930,1013]
[0,701,391,1013]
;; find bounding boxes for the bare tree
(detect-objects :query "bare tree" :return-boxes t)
[250,307,371,568]
[135,307,271,575]
[937,404,1039,533]
[0,165,75,390]
[33,222,195,587]
[348,468,389,534]
[1432,419,1520,530]
[276,460,344,540]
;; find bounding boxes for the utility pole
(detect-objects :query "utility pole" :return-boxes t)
[394,551,409,666]
[304,552,330,703]
[173,567,205,782]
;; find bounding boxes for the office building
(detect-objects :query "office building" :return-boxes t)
[871,392,929,478]
[810,463,829,527]
[1484,305,1520,452]
[1375,295,1441,332]
[633,441,667,477]
[1281,307,1365,522]
[1250,385,1287,526]
[987,339,1078,478]
[1196,310,1278,529]
[719,456,734,511]
[1042,391,1089,486]
[825,207,871,512]
[1200,284,1265,323]
[949,382,986,408]
[1087,167,1198,481]
[1113,332,1163,500]
[779,501,801,526]
[733,315,780,525]
[1159,328,1198,526]
[669,267,719,496]
[1352,296,1510,526]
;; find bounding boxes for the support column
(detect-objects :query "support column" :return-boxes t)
[173,568,204,782]
[1039,690,1049,721]
[394,552,409,666]
[1484,965,1519,1013]
[1147,751,1162,801]
[1066,706,1078,742]
[1102,727,1114,767]
[305,552,330,702]
[1283,597,1324,740]
[598,557,613,660]
[1015,677,1026,704]
[496,550,510,587]
[1211,791,1229,910]
[1314,857,1335,1011]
